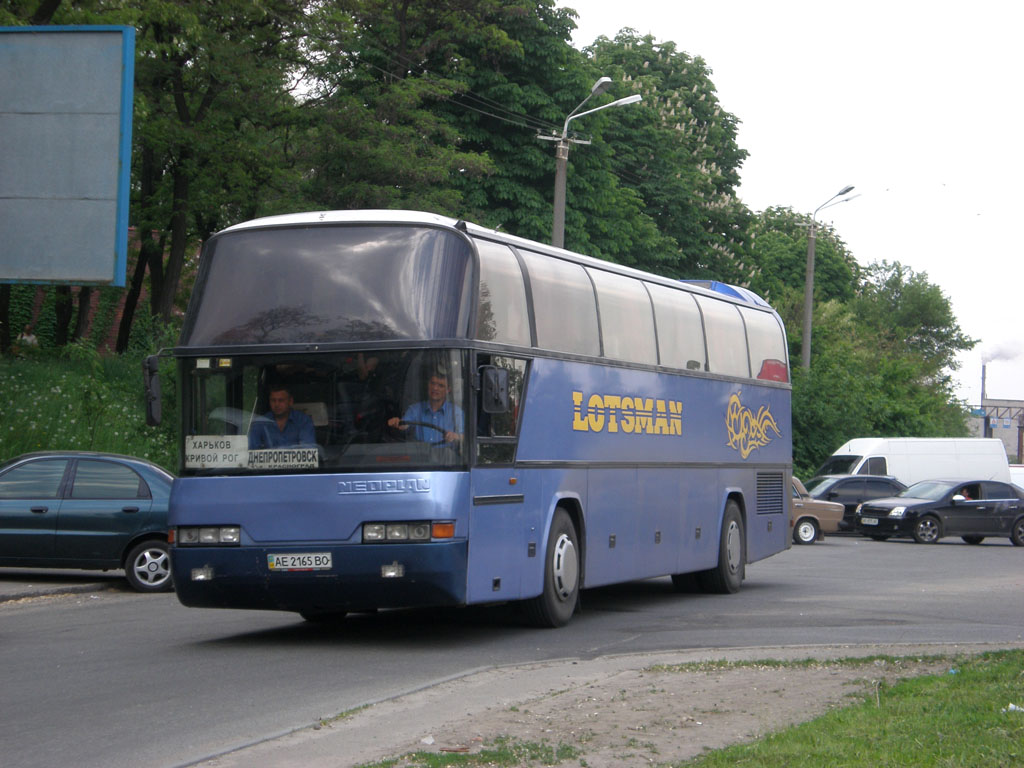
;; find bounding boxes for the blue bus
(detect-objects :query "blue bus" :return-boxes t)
[151,210,792,627]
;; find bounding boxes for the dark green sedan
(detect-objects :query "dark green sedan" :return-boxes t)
[0,451,174,591]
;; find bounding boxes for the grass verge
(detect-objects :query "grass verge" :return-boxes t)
[354,650,1024,768]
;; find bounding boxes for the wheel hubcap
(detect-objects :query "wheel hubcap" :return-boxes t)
[725,520,741,573]
[797,522,815,542]
[135,549,170,586]
[918,520,938,542]
[551,534,578,601]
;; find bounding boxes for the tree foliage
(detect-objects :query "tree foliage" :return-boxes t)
[588,31,750,277]
[746,206,858,305]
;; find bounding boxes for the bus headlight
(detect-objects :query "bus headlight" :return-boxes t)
[177,526,241,545]
[362,521,452,542]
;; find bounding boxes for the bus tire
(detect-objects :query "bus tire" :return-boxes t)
[524,509,579,628]
[696,501,744,594]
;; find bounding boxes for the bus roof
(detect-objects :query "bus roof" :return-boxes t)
[216,209,775,313]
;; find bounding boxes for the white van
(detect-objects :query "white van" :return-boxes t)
[815,437,1010,486]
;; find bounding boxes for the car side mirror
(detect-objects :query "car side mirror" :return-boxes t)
[143,355,162,426]
[479,365,510,414]
[951,494,966,504]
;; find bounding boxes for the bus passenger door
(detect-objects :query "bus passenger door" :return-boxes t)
[468,468,532,603]
[467,355,530,604]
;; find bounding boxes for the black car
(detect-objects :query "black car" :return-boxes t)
[804,474,908,530]
[0,451,174,591]
[853,479,1024,545]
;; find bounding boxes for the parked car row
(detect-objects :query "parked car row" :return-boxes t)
[791,470,1024,547]
[803,474,908,530]
[0,451,174,592]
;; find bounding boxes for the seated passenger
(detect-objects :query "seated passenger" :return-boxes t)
[248,385,316,449]
[387,370,464,443]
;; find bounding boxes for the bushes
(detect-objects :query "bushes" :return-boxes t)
[0,347,178,472]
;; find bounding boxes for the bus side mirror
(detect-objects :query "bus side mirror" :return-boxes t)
[479,365,509,414]
[143,355,162,426]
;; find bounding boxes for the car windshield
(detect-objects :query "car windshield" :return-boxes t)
[900,481,955,500]
[815,455,859,475]
[804,476,838,495]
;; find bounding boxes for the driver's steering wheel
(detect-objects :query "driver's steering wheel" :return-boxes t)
[393,419,448,446]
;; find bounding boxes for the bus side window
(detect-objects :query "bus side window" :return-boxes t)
[697,297,749,378]
[647,283,705,372]
[741,306,789,383]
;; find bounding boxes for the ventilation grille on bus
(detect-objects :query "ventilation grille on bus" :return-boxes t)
[756,472,785,515]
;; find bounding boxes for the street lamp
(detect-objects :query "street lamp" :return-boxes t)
[800,184,856,370]
[542,77,642,248]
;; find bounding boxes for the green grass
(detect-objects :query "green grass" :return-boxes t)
[355,651,1024,768]
[0,348,178,471]
[678,650,1024,767]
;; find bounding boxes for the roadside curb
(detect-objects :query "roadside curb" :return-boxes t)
[0,581,119,604]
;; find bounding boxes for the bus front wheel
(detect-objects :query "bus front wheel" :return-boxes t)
[524,509,579,628]
[696,501,745,594]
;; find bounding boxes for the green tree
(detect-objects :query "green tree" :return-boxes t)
[587,30,750,277]
[852,261,975,377]
[126,0,311,327]
[746,206,858,306]
[298,0,499,214]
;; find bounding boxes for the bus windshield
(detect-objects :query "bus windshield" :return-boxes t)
[182,349,468,475]
[181,224,473,346]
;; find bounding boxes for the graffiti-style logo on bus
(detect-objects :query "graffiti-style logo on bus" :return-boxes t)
[572,391,683,435]
[726,393,780,459]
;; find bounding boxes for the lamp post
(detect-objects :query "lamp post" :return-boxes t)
[800,184,855,370]
[544,77,641,248]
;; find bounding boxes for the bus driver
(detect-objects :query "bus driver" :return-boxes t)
[387,370,464,443]
[248,384,316,449]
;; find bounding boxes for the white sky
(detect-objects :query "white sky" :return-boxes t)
[559,0,1024,404]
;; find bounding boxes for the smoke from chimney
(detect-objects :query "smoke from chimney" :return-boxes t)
[981,342,1021,365]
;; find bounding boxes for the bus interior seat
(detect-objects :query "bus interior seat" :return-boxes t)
[293,402,329,426]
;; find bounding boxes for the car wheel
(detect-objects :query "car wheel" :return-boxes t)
[912,516,941,544]
[524,508,579,627]
[1011,517,1024,547]
[124,539,173,592]
[793,518,819,545]
[697,501,744,594]
[961,535,985,545]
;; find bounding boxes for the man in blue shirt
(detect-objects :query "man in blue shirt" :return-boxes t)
[388,371,464,444]
[248,385,316,449]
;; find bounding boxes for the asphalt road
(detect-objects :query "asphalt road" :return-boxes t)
[2,535,1022,768]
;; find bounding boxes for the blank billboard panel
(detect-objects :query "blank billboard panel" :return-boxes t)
[0,26,134,286]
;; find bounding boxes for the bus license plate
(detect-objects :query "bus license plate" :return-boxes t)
[861,517,878,526]
[267,553,332,571]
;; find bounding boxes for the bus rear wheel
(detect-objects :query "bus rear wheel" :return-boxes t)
[696,501,744,594]
[524,509,579,628]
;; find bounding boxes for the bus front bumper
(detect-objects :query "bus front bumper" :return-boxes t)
[171,541,468,614]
